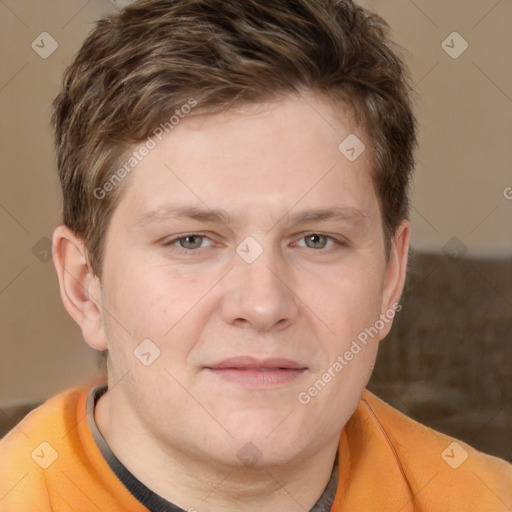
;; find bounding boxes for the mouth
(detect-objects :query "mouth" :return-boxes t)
[205,356,308,387]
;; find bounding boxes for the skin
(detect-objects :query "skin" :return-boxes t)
[53,91,410,512]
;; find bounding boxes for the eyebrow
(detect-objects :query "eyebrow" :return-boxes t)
[136,206,231,227]
[135,205,367,228]
[284,206,367,225]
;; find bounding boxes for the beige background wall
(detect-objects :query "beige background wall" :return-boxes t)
[1,0,511,404]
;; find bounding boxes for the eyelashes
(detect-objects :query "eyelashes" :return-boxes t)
[162,232,348,254]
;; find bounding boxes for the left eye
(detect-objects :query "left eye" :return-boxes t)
[296,234,337,249]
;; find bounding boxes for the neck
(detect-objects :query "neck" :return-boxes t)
[94,388,340,512]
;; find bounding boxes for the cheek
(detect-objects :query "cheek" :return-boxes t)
[307,261,385,339]
[306,277,383,411]
[104,262,193,329]
[100,265,213,370]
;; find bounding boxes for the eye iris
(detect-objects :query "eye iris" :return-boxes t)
[180,235,203,249]
[305,234,327,249]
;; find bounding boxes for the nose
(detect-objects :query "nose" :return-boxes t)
[220,244,299,332]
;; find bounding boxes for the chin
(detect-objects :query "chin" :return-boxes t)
[218,441,304,470]
[217,419,309,467]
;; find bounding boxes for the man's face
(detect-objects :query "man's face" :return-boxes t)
[95,92,406,467]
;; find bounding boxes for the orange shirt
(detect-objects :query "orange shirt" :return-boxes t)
[1,386,510,511]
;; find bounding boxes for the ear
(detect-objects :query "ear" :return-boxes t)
[378,219,410,340]
[52,225,108,351]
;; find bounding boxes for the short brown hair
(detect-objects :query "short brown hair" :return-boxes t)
[52,0,417,277]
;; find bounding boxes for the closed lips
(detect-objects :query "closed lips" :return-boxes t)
[206,356,307,370]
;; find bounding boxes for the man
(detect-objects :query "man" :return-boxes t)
[0,0,510,510]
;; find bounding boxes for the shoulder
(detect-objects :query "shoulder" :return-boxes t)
[0,388,88,510]
[356,389,512,509]
[0,387,86,451]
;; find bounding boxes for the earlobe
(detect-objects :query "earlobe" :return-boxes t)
[52,225,108,351]
[379,220,411,339]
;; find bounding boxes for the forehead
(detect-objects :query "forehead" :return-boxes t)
[113,92,378,226]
